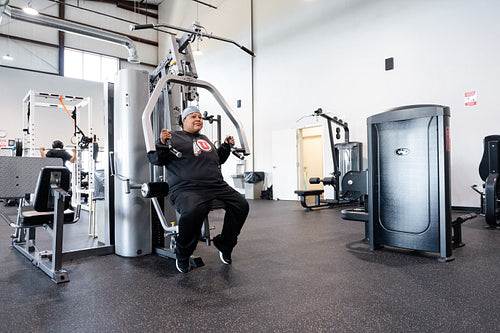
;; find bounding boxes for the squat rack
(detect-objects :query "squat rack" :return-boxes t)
[22,90,96,228]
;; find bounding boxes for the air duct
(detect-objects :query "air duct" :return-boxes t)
[0,0,9,22]
[3,6,140,63]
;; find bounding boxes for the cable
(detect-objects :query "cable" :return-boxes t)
[59,95,76,126]
[192,0,218,9]
[296,114,314,123]
[58,95,90,146]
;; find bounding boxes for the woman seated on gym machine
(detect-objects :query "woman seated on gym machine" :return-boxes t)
[152,106,249,273]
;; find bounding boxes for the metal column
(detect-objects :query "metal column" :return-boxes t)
[113,69,152,257]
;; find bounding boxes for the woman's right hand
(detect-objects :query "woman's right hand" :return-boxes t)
[160,129,172,144]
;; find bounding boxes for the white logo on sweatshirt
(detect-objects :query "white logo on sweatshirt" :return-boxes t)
[193,139,212,156]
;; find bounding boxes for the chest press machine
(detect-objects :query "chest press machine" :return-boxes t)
[111,21,253,268]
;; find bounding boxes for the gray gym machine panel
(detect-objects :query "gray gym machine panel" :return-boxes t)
[367,104,452,261]
[112,69,152,257]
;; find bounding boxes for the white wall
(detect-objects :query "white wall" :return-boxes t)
[158,0,253,186]
[162,0,499,207]
[0,66,105,151]
[2,0,498,207]
[254,0,500,207]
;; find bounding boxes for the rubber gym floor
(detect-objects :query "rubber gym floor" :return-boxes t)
[0,200,499,332]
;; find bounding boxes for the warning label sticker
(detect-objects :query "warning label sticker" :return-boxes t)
[464,91,477,106]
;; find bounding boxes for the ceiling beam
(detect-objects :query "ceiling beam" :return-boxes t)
[82,0,159,11]
[116,2,158,19]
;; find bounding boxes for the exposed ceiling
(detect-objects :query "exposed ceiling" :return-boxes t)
[136,0,164,5]
[125,0,164,6]
[129,0,220,8]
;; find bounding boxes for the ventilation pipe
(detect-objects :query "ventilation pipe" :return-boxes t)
[0,0,9,23]
[2,5,140,63]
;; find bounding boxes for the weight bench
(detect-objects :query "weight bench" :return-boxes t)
[0,156,80,283]
[294,189,333,211]
[295,176,356,211]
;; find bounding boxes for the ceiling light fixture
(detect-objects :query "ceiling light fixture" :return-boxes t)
[23,1,39,15]
[3,53,14,61]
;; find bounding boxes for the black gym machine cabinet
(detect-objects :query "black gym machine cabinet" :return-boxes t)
[471,135,500,228]
[295,108,362,211]
[341,104,476,261]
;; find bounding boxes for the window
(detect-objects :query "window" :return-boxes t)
[64,48,118,83]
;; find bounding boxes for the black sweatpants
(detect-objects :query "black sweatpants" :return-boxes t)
[169,185,249,261]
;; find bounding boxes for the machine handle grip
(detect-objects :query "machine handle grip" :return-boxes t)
[232,147,249,156]
[240,46,256,57]
[231,149,245,160]
[155,141,182,158]
[226,137,244,160]
[130,24,155,31]
[168,143,182,158]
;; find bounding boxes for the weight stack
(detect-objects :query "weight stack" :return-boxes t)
[367,104,453,261]
[335,142,362,195]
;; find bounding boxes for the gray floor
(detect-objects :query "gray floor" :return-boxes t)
[0,200,499,332]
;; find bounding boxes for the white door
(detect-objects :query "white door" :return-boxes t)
[272,129,297,200]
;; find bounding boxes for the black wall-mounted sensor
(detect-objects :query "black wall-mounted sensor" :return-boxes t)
[385,57,394,71]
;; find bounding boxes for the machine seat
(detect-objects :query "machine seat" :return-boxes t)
[294,190,324,196]
[16,166,76,227]
[19,206,76,227]
[294,189,335,211]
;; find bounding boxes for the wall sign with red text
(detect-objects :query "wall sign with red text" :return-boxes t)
[464,91,477,106]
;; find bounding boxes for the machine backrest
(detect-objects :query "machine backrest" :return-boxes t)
[33,167,71,212]
[0,156,63,199]
[479,135,500,181]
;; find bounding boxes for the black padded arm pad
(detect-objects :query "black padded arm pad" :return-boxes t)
[141,182,169,198]
[147,143,173,166]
